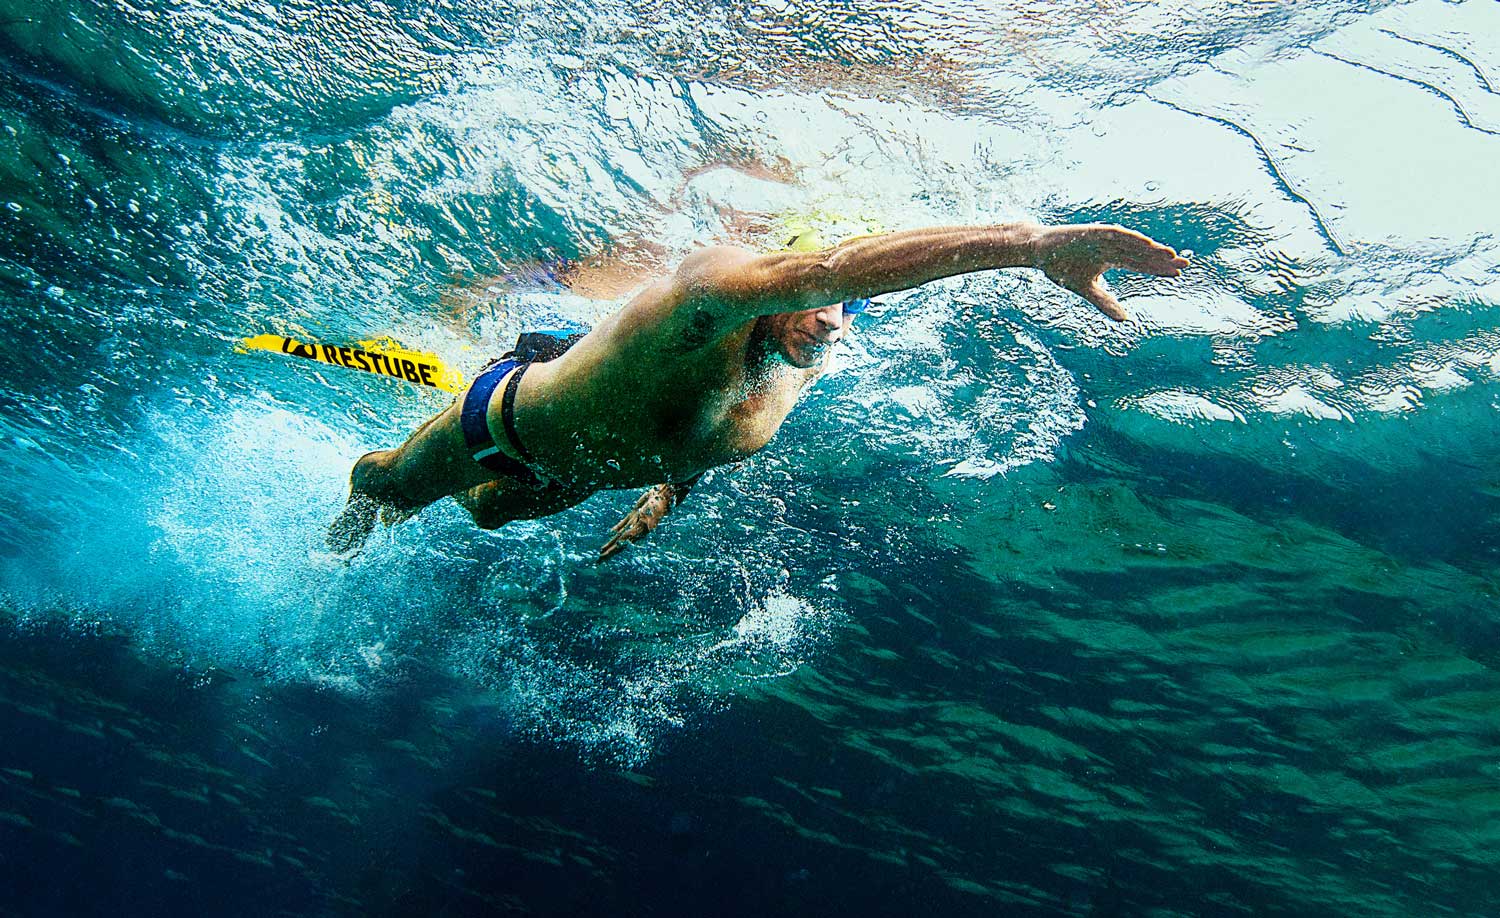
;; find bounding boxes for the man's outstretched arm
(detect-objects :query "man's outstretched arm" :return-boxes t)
[675,222,1188,327]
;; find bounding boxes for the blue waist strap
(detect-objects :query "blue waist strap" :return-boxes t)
[461,358,536,480]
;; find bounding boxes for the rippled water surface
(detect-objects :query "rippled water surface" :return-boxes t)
[2,0,1498,915]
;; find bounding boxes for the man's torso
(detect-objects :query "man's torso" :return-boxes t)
[496,282,824,490]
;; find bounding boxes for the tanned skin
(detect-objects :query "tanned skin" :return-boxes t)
[328,222,1188,560]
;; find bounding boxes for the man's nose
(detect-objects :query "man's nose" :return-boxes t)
[813,304,843,333]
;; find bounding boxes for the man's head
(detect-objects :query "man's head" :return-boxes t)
[760,301,851,368]
[755,214,882,368]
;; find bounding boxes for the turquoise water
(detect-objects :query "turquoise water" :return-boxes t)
[2,0,1499,914]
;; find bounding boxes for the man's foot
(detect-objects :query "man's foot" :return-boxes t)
[454,482,510,530]
[327,492,381,557]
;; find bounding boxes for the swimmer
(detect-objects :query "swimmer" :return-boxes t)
[328,222,1188,561]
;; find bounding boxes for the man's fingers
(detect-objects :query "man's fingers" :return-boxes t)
[607,495,668,543]
[1085,278,1128,322]
[1098,226,1188,273]
[1103,225,1171,254]
[599,519,656,561]
[1049,226,1182,317]
[1107,235,1188,277]
[610,514,647,537]
[1135,248,1189,276]
[600,526,643,560]
[610,489,665,540]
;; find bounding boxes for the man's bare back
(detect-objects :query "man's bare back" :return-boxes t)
[329,221,1188,560]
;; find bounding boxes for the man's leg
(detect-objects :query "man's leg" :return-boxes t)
[327,396,496,554]
[454,478,593,530]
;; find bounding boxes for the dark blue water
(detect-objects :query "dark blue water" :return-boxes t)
[3,0,1499,914]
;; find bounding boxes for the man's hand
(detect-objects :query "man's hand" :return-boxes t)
[598,483,682,562]
[1032,224,1188,322]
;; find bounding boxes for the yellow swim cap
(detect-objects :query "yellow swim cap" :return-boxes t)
[771,209,886,252]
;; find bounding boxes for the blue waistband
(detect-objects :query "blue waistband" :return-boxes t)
[461,358,536,480]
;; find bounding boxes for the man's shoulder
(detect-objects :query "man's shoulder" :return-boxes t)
[602,255,759,357]
[677,244,758,277]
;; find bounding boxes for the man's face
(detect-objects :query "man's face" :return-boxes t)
[769,303,849,368]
